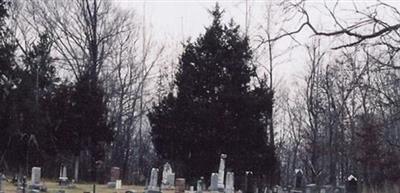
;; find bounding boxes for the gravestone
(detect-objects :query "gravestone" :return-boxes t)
[161,162,175,190]
[209,173,218,192]
[346,175,357,193]
[116,179,122,189]
[29,167,46,192]
[185,186,195,193]
[175,178,186,193]
[294,169,303,189]
[147,168,160,193]
[217,154,227,191]
[31,167,41,185]
[59,165,68,186]
[107,167,121,188]
[0,173,5,193]
[225,172,234,193]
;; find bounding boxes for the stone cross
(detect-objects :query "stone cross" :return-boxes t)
[31,167,41,185]
[209,173,218,192]
[225,172,234,193]
[217,154,227,191]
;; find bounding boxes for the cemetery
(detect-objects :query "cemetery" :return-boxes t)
[1,0,400,193]
[0,154,392,193]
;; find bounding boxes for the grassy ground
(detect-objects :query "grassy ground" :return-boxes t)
[3,180,148,193]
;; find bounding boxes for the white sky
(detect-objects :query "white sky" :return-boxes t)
[114,0,400,91]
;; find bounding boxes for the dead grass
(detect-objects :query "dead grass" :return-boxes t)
[3,181,148,193]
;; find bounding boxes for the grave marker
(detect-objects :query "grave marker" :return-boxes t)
[217,154,227,191]
[161,162,175,190]
[209,173,218,192]
[225,172,234,193]
[175,178,186,193]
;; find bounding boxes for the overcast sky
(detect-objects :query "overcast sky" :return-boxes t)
[114,0,400,91]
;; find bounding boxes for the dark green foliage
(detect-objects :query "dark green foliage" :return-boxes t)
[149,4,277,182]
[0,32,58,171]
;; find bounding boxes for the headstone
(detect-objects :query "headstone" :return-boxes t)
[209,173,218,192]
[31,167,41,185]
[59,165,68,186]
[225,172,234,193]
[217,154,227,191]
[161,162,175,190]
[346,175,357,193]
[116,179,122,189]
[0,173,5,193]
[147,168,160,193]
[29,167,46,192]
[175,178,186,193]
[126,190,137,193]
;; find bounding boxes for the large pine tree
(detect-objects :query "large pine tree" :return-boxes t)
[149,4,277,183]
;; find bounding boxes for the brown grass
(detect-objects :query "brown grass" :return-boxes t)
[3,181,148,193]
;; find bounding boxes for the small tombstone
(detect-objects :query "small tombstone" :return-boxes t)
[116,180,122,189]
[346,175,357,193]
[0,173,5,193]
[31,167,41,185]
[225,172,234,193]
[217,154,227,191]
[29,167,46,192]
[175,178,186,193]
[147,168,160,193]
[161,163,175,190]
[59,165,68,186]
[210,173,219,192]
[294,169,303,189]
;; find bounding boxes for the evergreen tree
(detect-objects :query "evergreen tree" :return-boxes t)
[0,0,20,171]
[149,4,277,183]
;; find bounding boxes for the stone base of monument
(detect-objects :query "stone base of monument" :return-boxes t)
[58,177,69,186]
[28,184,47,192]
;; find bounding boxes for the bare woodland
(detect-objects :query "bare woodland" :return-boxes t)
[1,0,400,192]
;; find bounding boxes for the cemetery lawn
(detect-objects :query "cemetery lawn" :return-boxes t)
[3,180,150,193]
